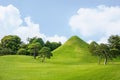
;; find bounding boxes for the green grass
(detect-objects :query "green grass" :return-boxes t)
[0,36,120,80]
[52,36,97,63]
[0,55,120,80]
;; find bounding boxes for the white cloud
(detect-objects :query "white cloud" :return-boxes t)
[0,5,67,43]
[12,17,46,43]
[0,4,22,39]
[46,35,67,43]
[97,36,108,44]
[13,17,67,43]
[69,5,120,43]
[87,40,93,44]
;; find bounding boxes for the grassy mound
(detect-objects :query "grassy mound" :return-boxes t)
[51,36,97,63]
[0,36,119,80]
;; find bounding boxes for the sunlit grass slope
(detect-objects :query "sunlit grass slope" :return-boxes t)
[0,55,120,80]
[51,36,97,63]
[0,36,120,80]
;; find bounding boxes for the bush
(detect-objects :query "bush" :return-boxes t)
[0,48,14,55]
[17,48,28,55]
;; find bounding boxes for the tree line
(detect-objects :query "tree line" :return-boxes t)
[0,35,61,62]
[89,35,120,65]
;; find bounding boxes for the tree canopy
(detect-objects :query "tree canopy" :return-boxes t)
[0,35,61,60]
[89,35,120,65]
[28,42,42,59]
[1,35,21,54]
[39,47,52,62]
[28,37,44,47]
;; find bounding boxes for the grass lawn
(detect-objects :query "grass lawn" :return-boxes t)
[0,55,120,80]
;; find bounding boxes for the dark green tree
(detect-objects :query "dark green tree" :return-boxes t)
[19,43,29,55]
[28,37,44,47]
[0,48,13,55]
[39,47,52,62]
[89,42,112,65]
[89,41,102,64]
[89,41,99,56]
[108,35,120,58]
[50,42,61,51]
[98,44,112,65]
[0,43,2,55]
[17,48,28,55]
[28,42,42,59]
[1,35,21,54]
[45,41,61,51]
[45,41,51,48]
[20,43,28,49]
[108,35,120,49]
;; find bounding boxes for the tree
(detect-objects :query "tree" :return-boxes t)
[89,41,103,64]
[50,42,61,51]
[19,43,29,55]
[28,37,44,47]
[20,43,28,49]
[17,48,28,55]
[108,35,120,49]
[45,41,51,48]
[108,35,120,57]
[89,42,112,65]
[28,42,42,59]
[110,48,120,58]
[1,35,21,54]
[89,41,99,56]
[0,48,13,55]
[98,44,112,65]
[39,47,52,62]
[45,41,61,51]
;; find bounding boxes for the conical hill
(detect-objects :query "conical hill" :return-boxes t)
[51,36,96,64]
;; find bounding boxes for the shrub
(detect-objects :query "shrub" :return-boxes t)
[17,48,28,55]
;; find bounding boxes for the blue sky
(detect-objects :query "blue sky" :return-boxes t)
[0,0,120,43]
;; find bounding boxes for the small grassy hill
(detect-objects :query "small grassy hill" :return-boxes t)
[1,36,120,80]
[51,36,97,64]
